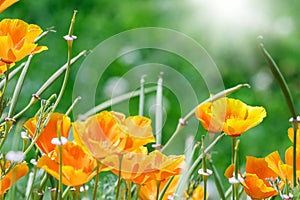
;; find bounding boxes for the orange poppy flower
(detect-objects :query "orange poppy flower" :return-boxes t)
[195,97,266,136]
[0,0,18,13]
[24,112,71,154]
[36,141,97,187]
[0,161,28,194]
[73,111,155,161]
[0,19,47,72]
[241,152,282,199]
[139,175,179,200]
[243,173,278,199]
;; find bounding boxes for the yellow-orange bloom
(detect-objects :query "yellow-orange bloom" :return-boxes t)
[73,111,155,161]
[242,152,282,199]
[0,19,47,73]
[37,141,97,187]
[0,0,18,13]
[0,161,28,194]
[243,173,278,199]
[195,97,266,136]
[24,112,71,154]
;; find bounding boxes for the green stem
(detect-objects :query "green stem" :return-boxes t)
[65,96,81,116]
[258,40,298,186]
[202,136,208,200]
[231,137,235,164]
[127,181,132,200]
[208,158,226,200]
[0,62,25,89]
[62,186,71,199]
[56,121,63,200]
[136,185,141,200]
[0,64,11,150]
[81,87,156,118]
[156,181,161,200]
[92,162,101,200]
[162,84,250,153]
[116,155,123,200]
[52,11,77,112]
[158,176,174,200]
[187,133,225,180]
[8,55,33,119]
[139,75,145,116]
[292,121,298,186]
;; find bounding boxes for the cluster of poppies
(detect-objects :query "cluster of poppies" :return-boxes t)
[0,0,297,199]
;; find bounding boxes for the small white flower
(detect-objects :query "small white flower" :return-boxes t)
[21,131,30,139]
[80,185,89,192]
[281,193,294,200]
[63,35,77,41]
[51,136,68,146]
[228,174,244,184]
[5,151,25,163]
[30,159,37,165]
[198,168,213,176]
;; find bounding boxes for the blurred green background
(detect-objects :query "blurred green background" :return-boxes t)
[3,0,300,197]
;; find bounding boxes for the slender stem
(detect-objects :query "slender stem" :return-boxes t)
[258,39,297,118]
[158,176,174,200]
[136,184,141,200]
[208,158,226,200]
[139,75,145,116]
[0,64,11,150]
[202,136,208,200]
[116,155,123,200]
[292,121,298,186]
[258,39,298,186]
[62,186,71,199]
[81,87,156,119]
[162,84,249,153]
[52,10,77,112]
[187,133,225,180]
[156,181,161,200]
[231,137,235,163]
[126,181,132,200]
[0,62,25,89]
[57,121,63,200]
[155,73,163,148]
[65,96,81,116]
[38,173,49,198]
[92,162,101,200]
[8,55,33,118]
[9,50,86,122]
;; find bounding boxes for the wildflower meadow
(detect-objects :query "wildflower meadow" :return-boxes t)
[0,0,299,200]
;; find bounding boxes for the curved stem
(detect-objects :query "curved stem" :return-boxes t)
[258,40,298,186]
[52,10,77,112]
